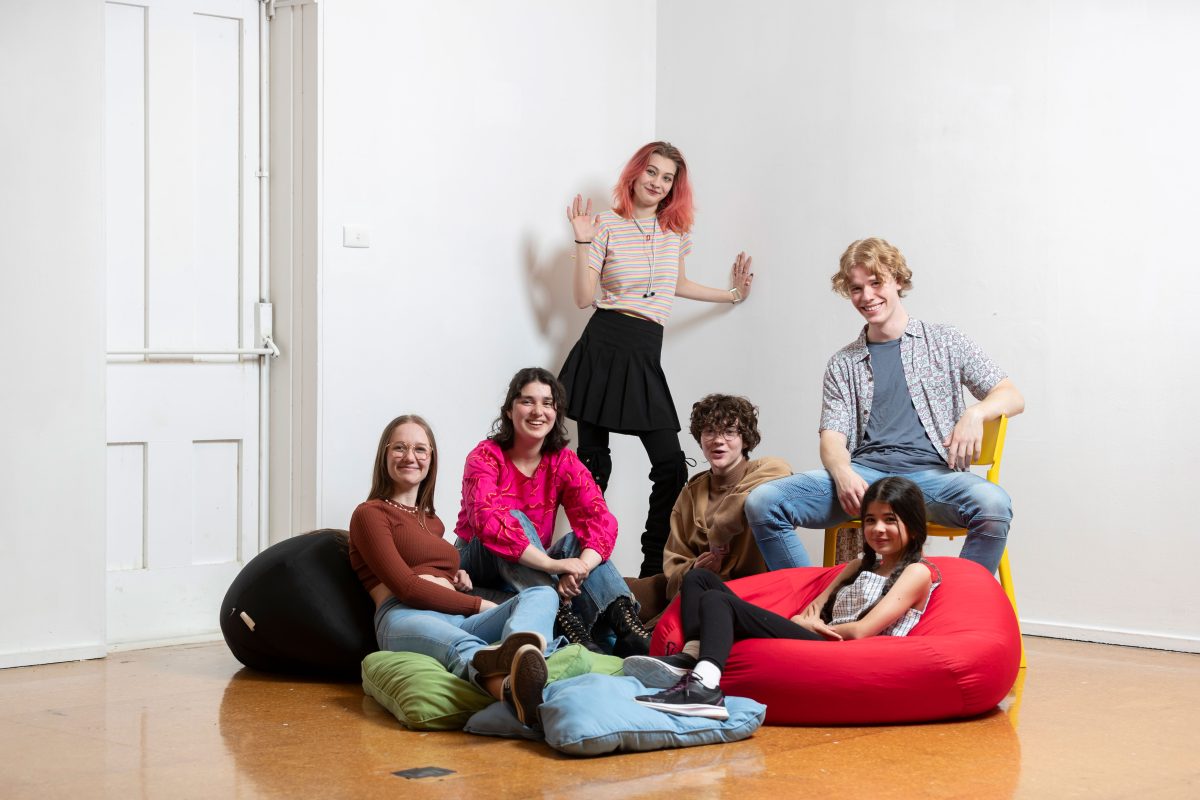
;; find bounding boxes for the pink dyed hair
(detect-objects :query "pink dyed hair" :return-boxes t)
[612,141,695,234]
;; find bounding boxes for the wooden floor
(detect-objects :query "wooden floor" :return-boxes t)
[1,637,1196,799]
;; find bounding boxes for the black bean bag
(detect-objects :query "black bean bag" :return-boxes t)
[219,529,377,680]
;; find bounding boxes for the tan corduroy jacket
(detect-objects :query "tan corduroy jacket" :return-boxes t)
[663,456,792,599]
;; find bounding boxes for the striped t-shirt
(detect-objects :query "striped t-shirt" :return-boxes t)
[586,210,693,325]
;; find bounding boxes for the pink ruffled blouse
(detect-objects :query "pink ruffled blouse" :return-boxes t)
[453,439,618,562]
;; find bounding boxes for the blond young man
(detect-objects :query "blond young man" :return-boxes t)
[745,238,1024,573]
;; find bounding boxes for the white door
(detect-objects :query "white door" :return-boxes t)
[105,0,266,646]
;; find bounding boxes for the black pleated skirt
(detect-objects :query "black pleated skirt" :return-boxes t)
[558,309,680,433]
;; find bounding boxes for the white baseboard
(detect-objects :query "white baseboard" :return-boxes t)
[107,631,225,653]
[0,644,107,670]
[2,633,228,669]
[1021,620,1200,654]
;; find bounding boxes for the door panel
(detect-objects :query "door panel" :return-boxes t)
[105,0,262,646]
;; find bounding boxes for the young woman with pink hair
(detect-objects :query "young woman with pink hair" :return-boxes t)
[561,141,756,578]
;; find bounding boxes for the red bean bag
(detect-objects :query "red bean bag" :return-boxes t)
[650,557,1020,725]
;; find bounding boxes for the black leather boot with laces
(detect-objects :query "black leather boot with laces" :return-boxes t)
[603,595,651,657]
[555,603,603,653]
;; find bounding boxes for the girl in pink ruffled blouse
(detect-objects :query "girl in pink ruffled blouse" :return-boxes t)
[454,367,650,656]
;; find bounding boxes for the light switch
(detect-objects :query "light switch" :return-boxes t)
[343,225,371,248]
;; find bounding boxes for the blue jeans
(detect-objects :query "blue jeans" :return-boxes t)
[373,584,559,685]
[745,465,1012,573]
[456,510,636,631]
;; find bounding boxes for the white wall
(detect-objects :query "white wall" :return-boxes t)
[656,0,1199,649]
[317,1,658,572]
[0,0,107,667]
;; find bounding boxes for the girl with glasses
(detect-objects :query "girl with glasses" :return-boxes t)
[348,414,558,728]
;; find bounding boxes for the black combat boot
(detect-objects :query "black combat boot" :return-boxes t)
[603,596,651,657]
[555,603,603,653]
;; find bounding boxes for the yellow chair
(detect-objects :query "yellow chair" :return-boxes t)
[822,415,1025,669]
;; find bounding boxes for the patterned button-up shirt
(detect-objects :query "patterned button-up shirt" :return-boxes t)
[819,318,1006,467]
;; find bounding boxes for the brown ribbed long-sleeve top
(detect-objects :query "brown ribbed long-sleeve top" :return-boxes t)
[348,499,482,615]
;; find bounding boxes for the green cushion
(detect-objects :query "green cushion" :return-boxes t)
[361,644,625,731]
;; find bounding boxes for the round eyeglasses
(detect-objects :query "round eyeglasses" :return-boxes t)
[700,426,740,442]
[391,443,433,461]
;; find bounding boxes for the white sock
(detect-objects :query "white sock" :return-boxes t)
[691,659,722,689]
[681,640,701,660]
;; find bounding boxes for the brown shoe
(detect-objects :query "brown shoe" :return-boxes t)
[470,631,546,678]
[502,644,548,728]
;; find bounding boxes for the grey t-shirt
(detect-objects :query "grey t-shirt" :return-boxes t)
[852,337,946,473]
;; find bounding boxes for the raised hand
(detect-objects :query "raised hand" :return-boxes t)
[566,194,599,243]
[730,252,755,301]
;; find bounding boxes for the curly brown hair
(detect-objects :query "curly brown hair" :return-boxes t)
[688,394,761,455]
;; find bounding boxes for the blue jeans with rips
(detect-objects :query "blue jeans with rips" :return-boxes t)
[744,465,1012,573]
[455,510,636,631]
[373,584,559,685]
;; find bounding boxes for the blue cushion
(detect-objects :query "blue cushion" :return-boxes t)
[464,673,767,756]
[462,700,545,741]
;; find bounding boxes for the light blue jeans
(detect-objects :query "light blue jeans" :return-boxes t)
[745,465,1012,574]
[455,510,636,631]
[374,584,559,685]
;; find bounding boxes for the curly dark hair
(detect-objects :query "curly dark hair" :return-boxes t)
[688,394,761,455]
[821,476,928,623]
[489,367,571,453]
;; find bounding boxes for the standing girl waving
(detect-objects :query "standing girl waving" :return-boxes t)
[562,141,756,577]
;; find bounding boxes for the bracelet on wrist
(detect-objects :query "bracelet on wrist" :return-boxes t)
[730,287,743,304]
[575,239,592,245]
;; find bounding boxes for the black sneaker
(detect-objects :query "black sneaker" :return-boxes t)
[502,644,548,728]
[470,631,546,678]
[634,673,728,720]
[622,653,699,689]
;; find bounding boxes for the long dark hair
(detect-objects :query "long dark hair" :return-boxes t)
[367,414,438,515]
[488,367,570,453]
[821,477,927,623]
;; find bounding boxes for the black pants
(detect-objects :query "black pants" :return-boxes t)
[577,420,686,578]
[680,569,823,671]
